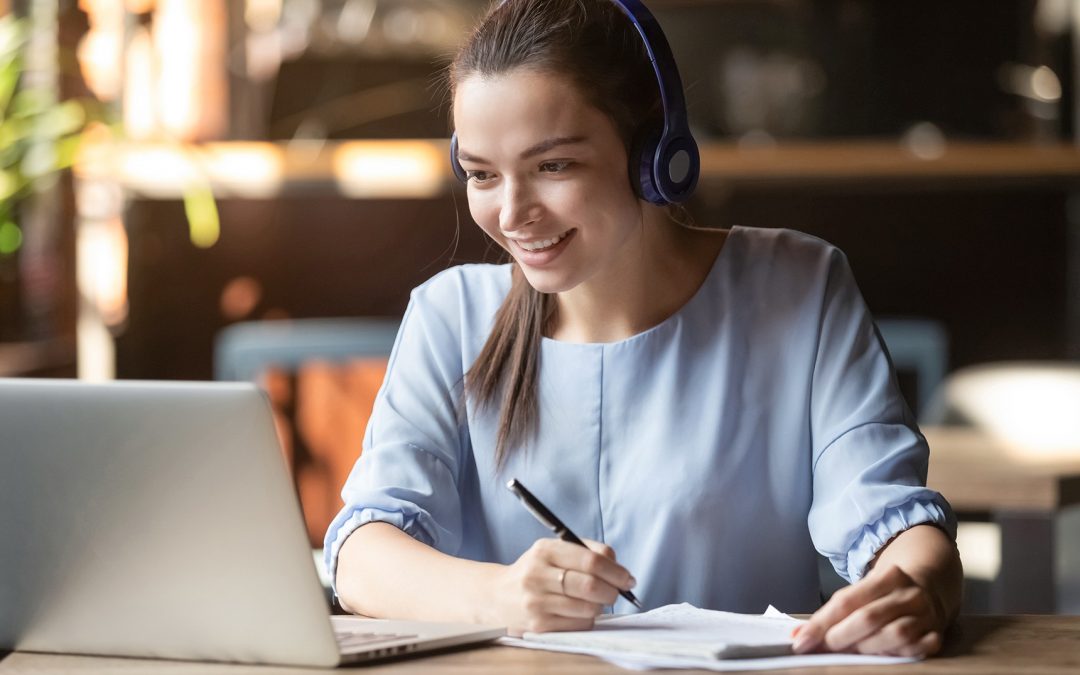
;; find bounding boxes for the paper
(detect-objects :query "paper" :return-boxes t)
[499,603,918,671]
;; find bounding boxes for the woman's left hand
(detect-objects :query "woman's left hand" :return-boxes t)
[792,563,947,657]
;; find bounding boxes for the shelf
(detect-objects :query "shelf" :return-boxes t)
[74,140,1080,199]
[700,141,1080,183]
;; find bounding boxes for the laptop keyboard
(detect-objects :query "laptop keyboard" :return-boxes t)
[335,629,419,652]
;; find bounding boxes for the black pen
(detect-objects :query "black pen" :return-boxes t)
[507,478,643,610]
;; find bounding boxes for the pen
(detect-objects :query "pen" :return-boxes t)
[507,478,643,610]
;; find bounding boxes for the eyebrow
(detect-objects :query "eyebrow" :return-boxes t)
[456,135,587,165]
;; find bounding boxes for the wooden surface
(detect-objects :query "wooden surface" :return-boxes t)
[1,615,1078,674]
[77,141,1080,199]
[698,142,1080,182]
[923,425,1080,512]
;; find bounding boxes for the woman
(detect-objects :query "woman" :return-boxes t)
[326,0,962,657]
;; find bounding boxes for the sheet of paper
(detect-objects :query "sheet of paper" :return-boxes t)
[499,603,917,671]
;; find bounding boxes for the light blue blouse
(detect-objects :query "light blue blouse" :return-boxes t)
[324,226,956,614]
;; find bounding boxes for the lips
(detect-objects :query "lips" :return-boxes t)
[509,228,576,266]
[511,229,573,252]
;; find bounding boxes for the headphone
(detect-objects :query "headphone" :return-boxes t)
[449,0,699,205]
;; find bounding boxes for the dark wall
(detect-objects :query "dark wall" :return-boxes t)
[695,183,1071,369]
[656,0,1056,140]
[117,194,500,380]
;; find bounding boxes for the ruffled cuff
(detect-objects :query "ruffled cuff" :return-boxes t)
[323,507,439,598]
[840,496,957,583]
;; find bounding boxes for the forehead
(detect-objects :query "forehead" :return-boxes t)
[453,69,612,151]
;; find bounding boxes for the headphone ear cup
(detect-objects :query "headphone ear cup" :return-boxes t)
[629,129,667,206]
[449,133,468,183]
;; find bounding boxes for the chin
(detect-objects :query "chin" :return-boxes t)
[518,267,578,295]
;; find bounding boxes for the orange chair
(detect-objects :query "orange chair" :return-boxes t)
[215,319,399,547]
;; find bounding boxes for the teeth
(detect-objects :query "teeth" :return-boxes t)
[519,231,567,251]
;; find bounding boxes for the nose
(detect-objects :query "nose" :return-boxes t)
[498,178,542,232]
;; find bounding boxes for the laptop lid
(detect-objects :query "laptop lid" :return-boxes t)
[0,378,343,666]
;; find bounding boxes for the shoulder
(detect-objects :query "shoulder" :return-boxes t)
[411,263,512,310]
[724,226,850,292]
[406,263,512,343]
[733,226,845,268]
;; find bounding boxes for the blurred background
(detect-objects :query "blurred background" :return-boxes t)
[2,0,1080,615]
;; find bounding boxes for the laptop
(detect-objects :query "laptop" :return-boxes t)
[0,378,504,667]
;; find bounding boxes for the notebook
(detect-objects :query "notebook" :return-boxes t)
[0,378,503,667]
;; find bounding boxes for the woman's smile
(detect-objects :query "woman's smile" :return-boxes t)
[507,228,577,266]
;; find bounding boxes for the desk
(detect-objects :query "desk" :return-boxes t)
[924,425,1080,613]
[1,615,1077,674]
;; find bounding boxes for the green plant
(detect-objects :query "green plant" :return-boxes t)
[0,13,89,257]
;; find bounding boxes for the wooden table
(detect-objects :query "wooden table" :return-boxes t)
[924,425,1080,613]
[1,615,1077,674]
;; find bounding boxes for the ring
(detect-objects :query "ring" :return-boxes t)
[557,568,567,594]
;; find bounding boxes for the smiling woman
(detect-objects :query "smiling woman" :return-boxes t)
[325,0,962,657]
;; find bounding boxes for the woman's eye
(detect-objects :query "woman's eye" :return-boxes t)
[539,161,572,173]
[466,170,493,183]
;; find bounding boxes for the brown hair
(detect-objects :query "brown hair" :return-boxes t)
[450,0,662,467]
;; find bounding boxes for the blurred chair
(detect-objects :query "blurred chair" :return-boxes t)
[875,317,949,418]
[215,318,400,550]
[919,361,1080,454]
[214,318,400,381]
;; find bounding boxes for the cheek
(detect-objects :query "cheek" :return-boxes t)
[534,181,592,218]
[566,165,633,209]
[467,192,503,241]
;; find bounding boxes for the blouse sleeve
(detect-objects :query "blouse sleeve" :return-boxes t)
[323,277,468,595]
[806,247,957,584]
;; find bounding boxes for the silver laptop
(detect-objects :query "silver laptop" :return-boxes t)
[0,378,504,667]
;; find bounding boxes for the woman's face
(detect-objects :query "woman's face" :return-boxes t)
[453,68,644,295]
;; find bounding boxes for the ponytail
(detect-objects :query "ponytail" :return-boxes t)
[465,265,552,468]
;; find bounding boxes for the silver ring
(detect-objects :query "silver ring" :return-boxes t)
[557,568,567,594]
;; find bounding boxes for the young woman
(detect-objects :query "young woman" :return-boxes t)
[326,0,962,657]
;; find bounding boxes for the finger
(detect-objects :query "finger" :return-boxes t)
[582,538,617,560]
[561,569,621,605]
[518,613,596,635]
[895,631,942,658]
[852,616,934,656]
[545,540,634,591]
[822,585,927,652]
[539,591,605,620]
[794,566,912,654]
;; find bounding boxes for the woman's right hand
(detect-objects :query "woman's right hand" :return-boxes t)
[490,538,637,636]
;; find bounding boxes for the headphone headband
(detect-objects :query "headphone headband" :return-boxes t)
[610,0,688,135]
[451,0,699,205]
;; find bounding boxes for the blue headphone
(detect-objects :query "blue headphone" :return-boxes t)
[449,0,699,205]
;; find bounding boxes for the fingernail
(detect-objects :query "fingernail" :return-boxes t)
[627,576,637,589]
[790,625,802,639]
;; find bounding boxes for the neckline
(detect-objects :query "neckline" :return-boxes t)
[540,225,740,349]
